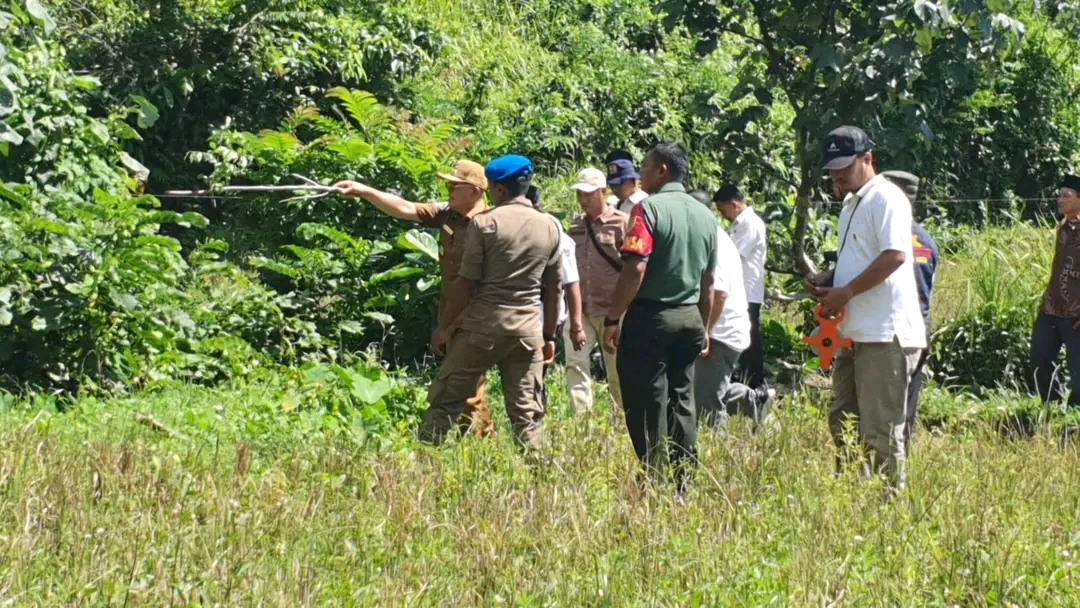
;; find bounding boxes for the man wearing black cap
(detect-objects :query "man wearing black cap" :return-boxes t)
[419,154,563,452]
[601,142,718,493]
[881,170,939,455]
[1029,173,1080,408]
[806,126,926,492]
[607,159,649,215]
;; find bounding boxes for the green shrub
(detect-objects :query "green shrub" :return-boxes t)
[0,8,326,392]
[931,303,1034,393]
[194,88,463,366]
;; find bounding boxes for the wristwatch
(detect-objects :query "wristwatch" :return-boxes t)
[543,333,557,342]
[604,317,620,327]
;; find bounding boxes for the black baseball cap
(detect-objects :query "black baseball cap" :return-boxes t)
[822,126,871,171]
[604,149,634,164]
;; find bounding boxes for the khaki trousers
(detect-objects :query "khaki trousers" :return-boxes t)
[564,315,623,416]
[420,329,546,450]
[829,338,922,490]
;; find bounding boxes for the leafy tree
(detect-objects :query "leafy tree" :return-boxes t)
[57,0,440,194]
[664,0,1027,273]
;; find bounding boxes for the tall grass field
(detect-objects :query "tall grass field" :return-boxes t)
[2,225,1079,606]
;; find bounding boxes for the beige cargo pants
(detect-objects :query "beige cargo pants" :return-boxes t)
[563,315,623,417]
[419,329,546,450]
[829,338,922,490]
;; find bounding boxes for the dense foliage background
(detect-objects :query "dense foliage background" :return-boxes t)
[1,0,1079,402]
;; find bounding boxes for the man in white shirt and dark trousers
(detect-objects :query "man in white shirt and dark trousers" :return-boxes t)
[714,185,768,389]
[689,191,775,432]
[806,126,926,493]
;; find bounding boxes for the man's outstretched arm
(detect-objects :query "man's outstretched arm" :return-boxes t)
[333,181,421,222]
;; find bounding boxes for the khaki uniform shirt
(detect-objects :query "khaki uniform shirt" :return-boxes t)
[458,198,562,337]
[414,200,487,330]
[568,206,628,317]
[1042,219,1080,318]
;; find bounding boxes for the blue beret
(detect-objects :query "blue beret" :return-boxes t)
[485,154,533,183]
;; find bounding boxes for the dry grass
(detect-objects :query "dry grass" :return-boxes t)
[1,383,1079,605]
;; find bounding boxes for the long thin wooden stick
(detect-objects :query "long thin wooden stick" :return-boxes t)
[164,184,338,196]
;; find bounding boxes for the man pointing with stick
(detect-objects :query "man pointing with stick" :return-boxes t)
[333,161,495,438]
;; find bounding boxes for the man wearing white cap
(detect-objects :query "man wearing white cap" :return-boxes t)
[566,167,629,417]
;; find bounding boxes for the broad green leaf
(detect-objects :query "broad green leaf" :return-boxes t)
[302,364,335,383]
[249,256,300,278]
[0,307,10,326]
[179,211,209,228]
[327,138,374,162]
[396,229,439,262]
[72,75,101,90]
[417,275,439,292]
[0,11,13,28]
[347,369,392,405]
[0,184,27,205]
[0,123,23,146]
[112,122,141,141]
[339,320,364,334]
[30,316,45,331]
[110,293,140,311]
[257,129,300,152]
[915,28,934,53]
[130,95,159,129]
[0,287,10,305]
[367,265,424,285]
[25,0,55,33]
[120,152,150,180]
[90,121,110,145]
[363,312,395,326]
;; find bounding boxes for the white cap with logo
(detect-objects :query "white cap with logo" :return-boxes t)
[572,167,607,193]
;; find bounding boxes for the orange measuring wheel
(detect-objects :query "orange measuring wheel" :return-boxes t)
[803,305,853,371]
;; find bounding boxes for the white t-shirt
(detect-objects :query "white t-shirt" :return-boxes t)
[834,175,926,348]
[709,227,752,352]
[615,189,649,215]
[729,206,767,304]
[544,213,578,325]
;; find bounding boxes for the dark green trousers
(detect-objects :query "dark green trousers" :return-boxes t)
[616,301,707,482]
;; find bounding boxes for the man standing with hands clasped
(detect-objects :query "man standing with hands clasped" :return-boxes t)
[806,126,926,493]
[566,168,628,417]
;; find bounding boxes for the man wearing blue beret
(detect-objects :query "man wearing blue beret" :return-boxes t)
[419,154,564,451]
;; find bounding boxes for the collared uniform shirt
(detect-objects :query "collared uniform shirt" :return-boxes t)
[616,188,649,216]
[728,206,767,304]
[458,198,562,337]
[710,227,752,352]
[568,206,628,318]
[620,183,718,305]
[1042,218,1080,318]
[834,175,926,348]
[414,201,486,329]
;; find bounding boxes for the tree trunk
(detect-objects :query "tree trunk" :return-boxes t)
[791,155,818,276]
